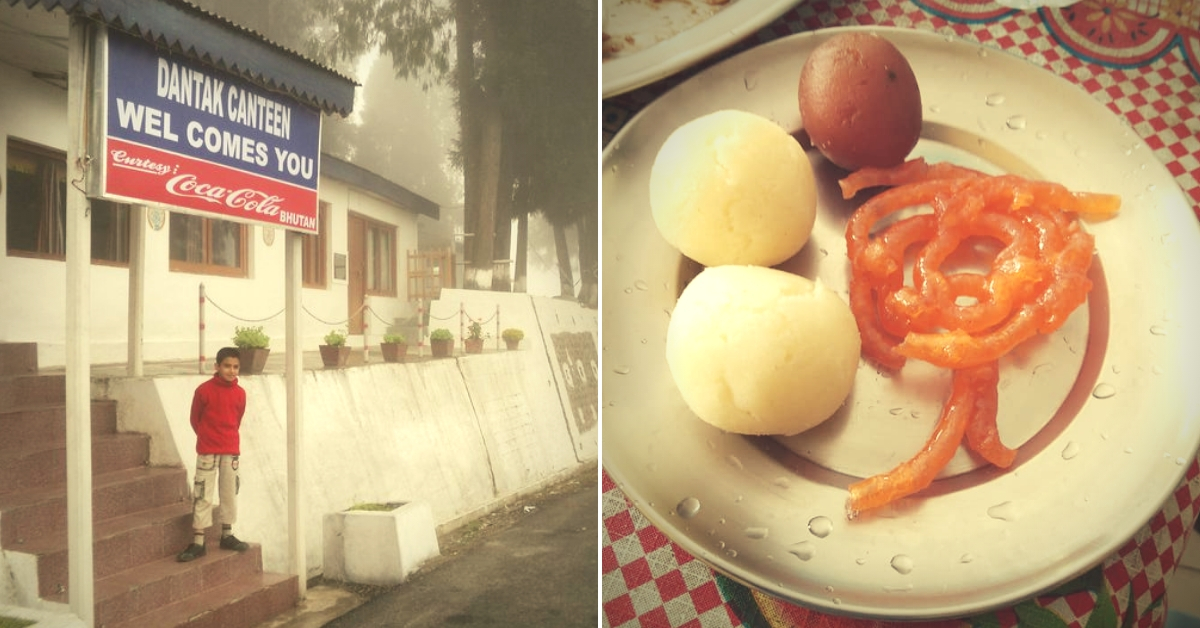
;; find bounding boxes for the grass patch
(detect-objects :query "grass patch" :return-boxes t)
[0,616,36,628]
[347,502,402,512]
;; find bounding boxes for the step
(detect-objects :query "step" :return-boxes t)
[0,373,65,407]
[0,343,38,376]
[0,400,117,450]
[0,466,188,547]
[14,501,194,597]
[0,432,150,497]
[41,543,289,628]
[109,570,298,628]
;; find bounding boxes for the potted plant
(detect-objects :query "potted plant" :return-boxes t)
[501,328,524,351]
[429,328,454,358]
[320,328,351,368]
[232,325,270,374]
[380,332,408,363]
[464,321,485,354]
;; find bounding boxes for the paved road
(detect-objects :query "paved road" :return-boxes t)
[321,463,599,628]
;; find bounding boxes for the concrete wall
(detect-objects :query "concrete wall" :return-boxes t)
[96,293,597,578]
[0,61,421,368]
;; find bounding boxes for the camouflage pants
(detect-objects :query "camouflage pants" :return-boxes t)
[191,454,239,530]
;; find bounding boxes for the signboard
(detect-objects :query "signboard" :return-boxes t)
[102,30,321,234]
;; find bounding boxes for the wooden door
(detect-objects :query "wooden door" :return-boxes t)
[347,213,366,334]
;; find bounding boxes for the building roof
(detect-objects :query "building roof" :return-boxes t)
[321,153,441,220]
[5,0,357,116]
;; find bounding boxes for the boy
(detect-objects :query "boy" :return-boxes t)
[177,346,251,562]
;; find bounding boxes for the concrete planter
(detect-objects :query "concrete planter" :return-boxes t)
[323,501,440,586]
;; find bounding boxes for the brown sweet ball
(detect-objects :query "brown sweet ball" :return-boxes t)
[798,32,922,171]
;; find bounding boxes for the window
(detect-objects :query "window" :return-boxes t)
[301,201,329,288]
[6,138,130,265]
[168,212,247,277]
[365,218,396,296]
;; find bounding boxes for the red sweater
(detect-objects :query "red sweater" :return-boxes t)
[190,375,246,455]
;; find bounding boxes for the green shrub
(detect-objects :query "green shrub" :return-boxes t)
[430,328,453,341]
[323,329,347,346]
[383,332,407,344]
[501,328,524,342]
[232,325,270,349]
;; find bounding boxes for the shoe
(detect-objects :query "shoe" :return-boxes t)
[220,534,249,552]
[177,543,206,562]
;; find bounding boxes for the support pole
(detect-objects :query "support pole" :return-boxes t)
[127,204,146,377]
[284,231,306,596]
[65,17,95,627]
[198,283,206,374]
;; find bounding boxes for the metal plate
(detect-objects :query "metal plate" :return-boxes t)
[602,26,1200,619]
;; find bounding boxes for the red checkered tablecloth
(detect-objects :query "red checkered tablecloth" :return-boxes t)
[601,0,1200,626]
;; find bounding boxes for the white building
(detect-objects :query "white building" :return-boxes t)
[0,3,440,368]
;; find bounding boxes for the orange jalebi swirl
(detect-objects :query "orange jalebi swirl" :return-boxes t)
[842,158,1119,517]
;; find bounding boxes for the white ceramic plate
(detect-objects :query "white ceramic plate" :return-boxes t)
[602,26,1200,619]
[602,0,801,98]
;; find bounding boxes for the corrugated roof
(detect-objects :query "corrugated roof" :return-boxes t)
[321,153,441,220]
[7,0,357,116]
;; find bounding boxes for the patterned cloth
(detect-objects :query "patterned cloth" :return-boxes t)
[601,1,1200,626]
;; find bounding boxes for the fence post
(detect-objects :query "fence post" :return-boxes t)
[418,300,425,357]
[495,304,500,351]
[362,296,370,364]
[198,283,206,374]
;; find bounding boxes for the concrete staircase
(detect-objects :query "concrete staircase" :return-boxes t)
[0,342,298,628]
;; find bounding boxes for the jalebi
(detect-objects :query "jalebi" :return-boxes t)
[842,158,1119,517]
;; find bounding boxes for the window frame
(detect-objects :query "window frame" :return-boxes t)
[301,201,329,289]
[359,213,397,298]
[167,212,249,278]
[6,137,131,266]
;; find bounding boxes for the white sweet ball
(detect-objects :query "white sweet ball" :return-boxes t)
[667,265,861,436]
[650,109,818,267]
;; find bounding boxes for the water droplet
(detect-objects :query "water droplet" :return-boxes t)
[1005,115,1027,130]
[718,518,727,525]
[910,410,922,419]
[985,92,1006,106]
[1124,447,1134,454]
[1152,365,1164,375]
[889,407,905,416]
[808,516,833,538]
[1100,432,1109,440]
[855,557,867,565]
[745,527,769,540]
[613,366,631,375]
[890,554,915,575]
[623,287,633,294]
[1147,183,1157,192]
[743,72,759,91]
[1035,130,1049,140]
[833,597,843,605]
[977,48,989,58]
[773,477,791,490]
[676,497,701,519]
[1177,457,1186,466]
[727,455,744,470]
[986,501,1017,521]
[633,279,649,291]
[789,541,816,561]
[928,104,942,113]
[1092,383,1116,399]
[726,549,738,558]
[1150,325,1167,336]
[1033,363,1053,375]
[1111,364,1122,375]
[733,494,744,503]
[960,553,974,564]
[717,541,726,549]
[1061,441,1080,460]
[824,585,835,593]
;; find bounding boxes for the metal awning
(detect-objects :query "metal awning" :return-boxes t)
[322,153,442,220]
[4,0,357,116]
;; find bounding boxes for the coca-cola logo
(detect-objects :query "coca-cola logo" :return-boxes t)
[165,173,283,217]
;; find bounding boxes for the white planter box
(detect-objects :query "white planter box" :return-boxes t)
[323,500,440,586]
